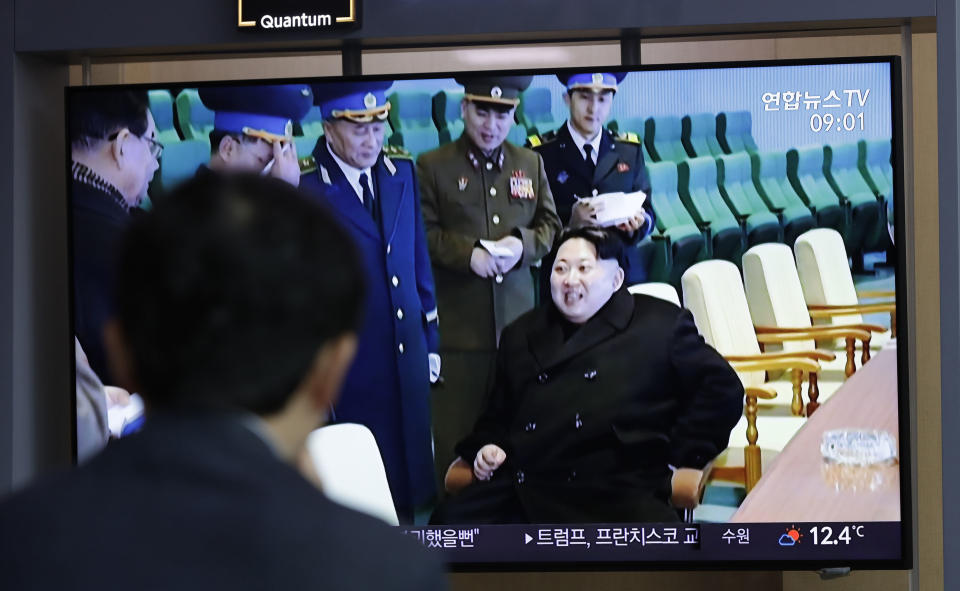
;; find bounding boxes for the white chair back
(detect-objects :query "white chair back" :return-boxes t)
[743,243,814,354]
[681,260,764,386]
[794,228,863,325]
[306,423,399,526]
[627,282,681,306]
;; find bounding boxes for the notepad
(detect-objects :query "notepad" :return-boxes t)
[577,190,647,227]
[479,239,516,258]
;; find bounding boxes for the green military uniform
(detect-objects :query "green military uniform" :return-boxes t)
[418,119,560,491]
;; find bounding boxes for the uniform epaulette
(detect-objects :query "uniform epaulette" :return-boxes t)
[298,155,317,174]
[616,131,642,144]
[382,144,413,159]
[526,130,557,148]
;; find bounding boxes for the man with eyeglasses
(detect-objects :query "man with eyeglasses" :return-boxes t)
[70,89,161,384]
[198,84,312,187]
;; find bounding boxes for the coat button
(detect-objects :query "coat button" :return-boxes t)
[486,161,493,170]
[391,276,399,287]
[386,244,391,255]
[489,187,497,197]
[537,373,548,384]
[396,308,404,320]
[524,422,536,432]
[574,413,583,429]
[584,369,598,380]
[495,274,503,284]
[492,214,500,225]
[398,343,405,354]
[516,470,525,484]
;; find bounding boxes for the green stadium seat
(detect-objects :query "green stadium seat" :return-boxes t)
[517,87,561,136]
[751,151,817,247]
[609,117,653,162]
[717,111,759,154]
[787,145,875,257]
[300,106,325,137]
[148,90,182,144]
[507,124,528,147]
[678,156,745,264]
[432,91,464,144]
[824,143,885,251]
[175,89,215,143]
[154,138,208,195]
[858,138,893,197]
[386,91,440,159]
[682,113,723,158]
[645,161,708,286]
[716,152,783,246]
[645,116,689,163]
[294,134,320,158]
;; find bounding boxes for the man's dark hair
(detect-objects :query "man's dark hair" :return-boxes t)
[70,90,150,150]
[554,226,625,262]
[209,130,263,156]
[114,173,365,415]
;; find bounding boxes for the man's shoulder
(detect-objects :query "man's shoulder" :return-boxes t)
[503,140,543,167]
[416,141,460,169]
[526,129,560,152]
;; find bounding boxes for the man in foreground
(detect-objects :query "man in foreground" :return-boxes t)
[432,227,743,524]
[0,174,446,590]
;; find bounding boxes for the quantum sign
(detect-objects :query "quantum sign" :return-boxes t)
[238,0,359,30]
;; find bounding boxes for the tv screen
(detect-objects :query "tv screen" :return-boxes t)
[67,56,909,570]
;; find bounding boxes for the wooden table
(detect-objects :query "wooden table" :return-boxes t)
[730,344,901,522]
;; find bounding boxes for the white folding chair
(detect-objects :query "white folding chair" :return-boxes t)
[306,423,399,526]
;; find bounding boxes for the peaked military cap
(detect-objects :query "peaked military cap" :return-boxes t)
[558,72,627,93]
[313,81,392,123]
[199,84,313,143]
[456,75,533,107]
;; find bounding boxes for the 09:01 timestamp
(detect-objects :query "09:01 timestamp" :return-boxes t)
[810,112,865,132]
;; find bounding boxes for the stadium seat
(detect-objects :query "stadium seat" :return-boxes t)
[507,124,528,147]
[717,111,759,154]
[147,90,182,144]
[716,152,783,246]
[154,138,208,195]
[682,113,723,158]
[294,134,320,158]
[645,161,708,286]
[386,91,440,159]
[175,89,215,143]
[432,90,464,144]
[517,87,561,136]
[794,228,896,345]
[786,146,848,243]
[743,243,874,386]
[859,138,895,249]
[825,143,886,251]
[645,116,689,163]
[608,118,653,163]
[306,423,399,526]
[300,105,325,137]
[751,151,817,247]
[677,157,744,264]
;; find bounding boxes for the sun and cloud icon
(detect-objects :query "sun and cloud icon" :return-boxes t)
[778,526,803,546]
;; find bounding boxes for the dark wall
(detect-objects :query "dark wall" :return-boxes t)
[0,0,13,495]
[16,0,935,53]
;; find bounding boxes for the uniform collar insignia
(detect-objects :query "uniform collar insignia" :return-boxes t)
[384,155,396,175]
[320,164,332,185]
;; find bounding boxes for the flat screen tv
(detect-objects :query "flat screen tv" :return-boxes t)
[66,56,909,571]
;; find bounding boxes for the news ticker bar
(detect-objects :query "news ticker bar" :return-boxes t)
[400,522,902,563]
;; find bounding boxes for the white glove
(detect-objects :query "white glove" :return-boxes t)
[428,353,441,384]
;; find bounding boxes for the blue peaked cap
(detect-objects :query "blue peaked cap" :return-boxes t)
[199,84,313,140]
[313,81,393,122]
[558,72,627,92]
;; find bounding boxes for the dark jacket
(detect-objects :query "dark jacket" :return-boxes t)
[0,413,447,590]
[299,141,439,516]
[532,123,656,284]
[449,289,743,524]
[71,177,132,385]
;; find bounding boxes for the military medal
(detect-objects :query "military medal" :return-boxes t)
[510,170,535,199]
[617,162,630,173]
[557,170,569,184]
[458,176,468,191]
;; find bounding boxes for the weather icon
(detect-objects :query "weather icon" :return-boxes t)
[778,526,803,546]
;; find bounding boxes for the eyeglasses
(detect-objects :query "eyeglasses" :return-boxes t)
[107,130,164,159]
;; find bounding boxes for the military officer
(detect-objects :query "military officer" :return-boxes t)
[198,84,312,186]
[299,81,440,523]
[417,76,561,493]
[529,72,656,286]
